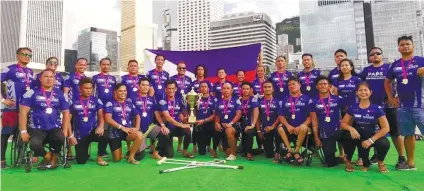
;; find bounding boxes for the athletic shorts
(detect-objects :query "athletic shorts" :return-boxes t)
[109,137,124,152]
[398,108,424,136]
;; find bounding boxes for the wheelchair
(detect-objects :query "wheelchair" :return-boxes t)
[10,129,71,173]
[278,127,326,166]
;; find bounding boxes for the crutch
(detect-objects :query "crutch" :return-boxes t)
[157,157,225,165]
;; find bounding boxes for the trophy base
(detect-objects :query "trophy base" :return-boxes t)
[188,116,196,124]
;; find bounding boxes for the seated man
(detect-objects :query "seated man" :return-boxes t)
[277,76,312,164]
[155,79,192,158]
[104,83,143,165]
[19,69,70,170]
[132,77,162,159]
[214,83,242,161]
[68,78,109,166]
[310,75,345,167]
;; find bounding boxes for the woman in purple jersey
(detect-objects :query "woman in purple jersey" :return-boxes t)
[341,82,390,173]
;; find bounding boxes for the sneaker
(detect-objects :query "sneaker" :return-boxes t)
[226,154,236,161]
[398,164,417,171]
[395,156,407,170]
[1,161,10,169]
[370,155,378,165]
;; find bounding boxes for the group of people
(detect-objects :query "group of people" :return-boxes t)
[1,35,423,173]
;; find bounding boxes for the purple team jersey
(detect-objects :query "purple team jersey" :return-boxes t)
[347,103,385,138]
[132,96,156,133]
[120,74,145,101]
[258,97,282,130]
[170,74,193,98]
[70,96,103,140]
[1,64,35,111]
[158,98,186,130]
[92,73,117,103]
[32,72,64,91]
[297,69,321,99]
[334,76,362,107]
[268,71,293,100]
[215,97,242,124]
[279,94,312,127]
[104,99,139,139]
[310,95,346,139]
[64,72,86,103]
[386,56,424,108]
[239,96,259,127]
[146,69,170,101]
[192,79,213,93]
[213,80,233,99]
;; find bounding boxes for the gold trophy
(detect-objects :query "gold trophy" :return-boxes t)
[182,87,201,124]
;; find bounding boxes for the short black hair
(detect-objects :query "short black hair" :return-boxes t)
[114,83,126,91]
[100,58,112,65]
[368,47,383,55]
[128,59,138,66]
[276,56,286,61]
[16,47,32,54]
[155,54,166,61]
[165,79,177,88]
[217,68,226,75]
[199,81,210,87]
[287,76,300,84]
[315,75,331,85]
[79,77,93,87]
[138,76,150,85]
[195,64,208,78]
[76,57,88,64]
[236,70,246,76]
[334,49,347,56]
[241,81,252,88]
[39,68,55,78]
[397,35,413,45]
[302,53,313,59]
[262,80,273,87]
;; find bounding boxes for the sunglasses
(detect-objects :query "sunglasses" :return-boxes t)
[369,52,382,56]
[178,67,186,70]
[19,53,33,58]
[47,61,58,66]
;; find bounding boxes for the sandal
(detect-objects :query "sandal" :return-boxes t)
[127,159,139,165]
[361,167,368,172]
[283,152,293,163]
[356,158,363,166]
[97,161,109,166]
[344,157,354,172]
[293,152,304,164]
[246,153,254,161]
[273,153,280,163]
[211,150,219,158]
[378,163,389,173]
[183,153,195,159]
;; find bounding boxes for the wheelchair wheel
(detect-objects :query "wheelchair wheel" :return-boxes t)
[11,133,25,168]
[25,151,32,173]
[305,153,313,166]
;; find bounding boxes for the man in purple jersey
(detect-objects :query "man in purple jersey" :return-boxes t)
[213,68,233,99]
[170,61,192,99]
[385,35,424,171]
[252,66,266,98]
[278,76,313,164]
[268,56,293,99]
[19,69,70,170]
[328,49,347,84]
[360,47,405,168]
[1,47,35,169]
[297,53,321,99]
[146,55,170,101]
[64,57,88,161]
[32,57,64,91]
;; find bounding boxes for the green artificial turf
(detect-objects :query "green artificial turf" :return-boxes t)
[1,141,423,191]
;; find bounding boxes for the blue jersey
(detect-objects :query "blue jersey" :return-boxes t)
[359,64,391,107]
[146,69,170,101]
[104,99,139,139]
[132,96,156,132]
[297,69,321,99]
[240,96,259,127]
[252,78,265,97]
[64,72,86,103]
[215,97,242,124]
[120,74,145,101]
[328,67,340,85]
[1,64,35,111]
[32,72,64,92]
[386,56,424,108]
[170,75,192,98]
[268,71,293,100]
[196,96,216,120]
[347,103,385,139]
[258,97,281,130]
[310,95,346,139]
[280,94,312,127]
[70,96,103,140]
[158,98,186,130]
[233,82,243,99]
[92,73,117,103]
[20,88,69,131]
[334,76,362,107]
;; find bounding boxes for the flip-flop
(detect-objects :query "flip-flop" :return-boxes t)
[127,159,139,165]
[183,153,195,159]
[97,161,109,166]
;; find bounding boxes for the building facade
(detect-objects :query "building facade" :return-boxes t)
[76,27,118,72]
[178,0,224,51]
[64,49,77,73]
[0,0,65,72]
[209,12,277,66]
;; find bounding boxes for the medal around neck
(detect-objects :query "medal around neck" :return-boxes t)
[46,107,53,114]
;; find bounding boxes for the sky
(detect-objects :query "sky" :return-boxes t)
[64,0,300,49]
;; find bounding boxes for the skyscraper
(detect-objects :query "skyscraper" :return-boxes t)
[178,0,224,51]
[0,0,64,72]
[120,0,154,73]
[76,27,118,72]
[209,12,277,66]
